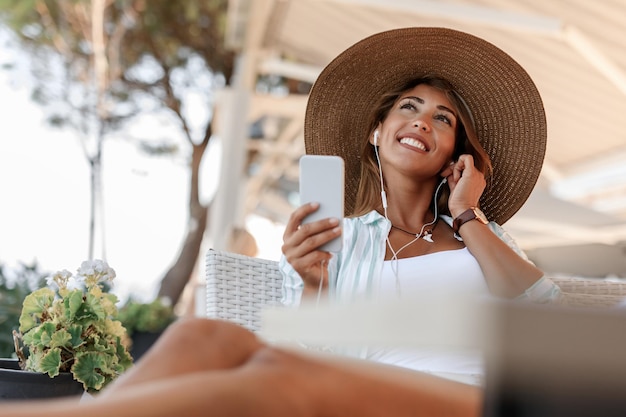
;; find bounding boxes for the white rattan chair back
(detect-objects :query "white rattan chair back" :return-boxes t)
[205,249,283,332]
[205,249,626,333]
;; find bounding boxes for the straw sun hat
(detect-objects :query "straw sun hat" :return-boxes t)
[304,27,547,225]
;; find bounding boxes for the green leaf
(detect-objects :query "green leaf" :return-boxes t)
[21,328,37,346]
[65,290,84,321]
[72,352,106,391]
[104,318,127,339]
[89,334,110,352]
[68,324,84,348]
[115,339,133,370]
[17,313,35,333]
[18,288,54,332]
[20,288,54,315]
[40,348,62,377]
[25,350,43,372]
[101,293,118,316]
[84,293,106,320]
[50,328,72,348]
[39,321,57,346]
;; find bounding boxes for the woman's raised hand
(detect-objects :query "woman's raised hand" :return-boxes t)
[281,202,341,293]
[442,154,487,218]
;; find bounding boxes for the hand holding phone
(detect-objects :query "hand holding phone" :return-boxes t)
[299,155,344,252]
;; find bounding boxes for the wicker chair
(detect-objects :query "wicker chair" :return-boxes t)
[550,276,626,308]
[205,249,626,331]
[205,249,283,332]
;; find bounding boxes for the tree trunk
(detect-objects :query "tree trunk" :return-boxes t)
[157,137,210,304]
[157,202,209,304]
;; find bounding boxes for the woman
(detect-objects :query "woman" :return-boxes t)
[280,27,561,385]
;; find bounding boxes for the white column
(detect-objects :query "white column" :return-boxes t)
[209,54,250,251]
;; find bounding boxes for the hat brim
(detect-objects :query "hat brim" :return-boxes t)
[304,27,546,225]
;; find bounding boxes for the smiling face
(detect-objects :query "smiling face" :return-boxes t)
[353,76,491,217]
[374,83,458,179]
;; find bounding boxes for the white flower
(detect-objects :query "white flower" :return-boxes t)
[47,269,73,290]
[76,259,116,288]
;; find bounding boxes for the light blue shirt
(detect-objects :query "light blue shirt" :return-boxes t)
[279,210,561,307]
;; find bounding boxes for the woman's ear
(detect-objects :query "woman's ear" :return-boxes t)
[371,130,379,146]
[369,125,383,146]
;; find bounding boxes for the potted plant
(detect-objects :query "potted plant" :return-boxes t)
[2,259,133,399]
[117,297,177,361]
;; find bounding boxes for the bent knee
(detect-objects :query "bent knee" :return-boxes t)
[159,318,262,351]
[248,346,287,366]
[247,346,321,374]
[165,317,245,336]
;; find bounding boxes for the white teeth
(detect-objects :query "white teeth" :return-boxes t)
[400,137,426,151]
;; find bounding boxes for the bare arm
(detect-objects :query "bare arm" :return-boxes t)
[445,154,543,298]
[455,220,543,297]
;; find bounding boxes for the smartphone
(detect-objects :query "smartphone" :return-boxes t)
[299,155,344,252]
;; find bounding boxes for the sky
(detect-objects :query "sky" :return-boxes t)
[0,30,285,304]
[0,67,184,301]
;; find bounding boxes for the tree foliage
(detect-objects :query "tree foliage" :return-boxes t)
[0,0,235,304]
[0,262,48,357]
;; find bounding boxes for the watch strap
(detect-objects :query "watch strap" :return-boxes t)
[452,208,479,233]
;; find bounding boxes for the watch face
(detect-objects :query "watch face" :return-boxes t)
[474,207,488,224]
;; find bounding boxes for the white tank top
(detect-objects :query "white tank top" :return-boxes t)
[378,247,488,295]
[366,248,489,386]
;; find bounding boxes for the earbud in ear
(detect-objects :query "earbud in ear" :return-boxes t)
[374,130,379,146]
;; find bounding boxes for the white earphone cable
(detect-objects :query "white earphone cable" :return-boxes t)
[373,131,449,296]
[316,259,326,306]
[373,131,389,220]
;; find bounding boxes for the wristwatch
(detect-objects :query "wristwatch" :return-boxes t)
[452,207,488,234]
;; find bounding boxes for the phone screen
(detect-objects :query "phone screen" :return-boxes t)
[299,155,344,252]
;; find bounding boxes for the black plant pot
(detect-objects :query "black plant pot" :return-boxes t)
[130,331,163,361]
[0,358,84,400]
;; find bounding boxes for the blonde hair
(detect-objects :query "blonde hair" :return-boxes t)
[352,76,492,217]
